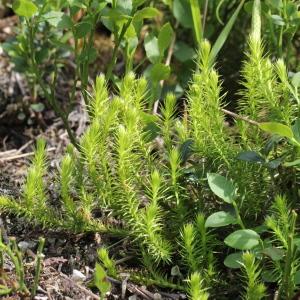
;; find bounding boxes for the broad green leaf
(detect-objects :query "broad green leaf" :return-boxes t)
[117,0,132,15]
[144,121,161,141]
[12,0,37,18]
[265,158,283,169]
[224,229,260,250]
[150,63,170,82]
[94,263,111,295]
[207,173,235,203]
[261,247,284,261]
[262,270,278,283]
[259,122,294,139]
[144,35,160,64]
[266,0,283,9]
[67,0,87,8]
[158,23,174,56]
[284,159,300,167]
[57,15,73,29]
[292,72,300,88]
[285,159,300,167]
[174,41,196,62]
[125,23,137,40]
[91,1,107,13]
[224,252,243,269]
[30,103,45,113]
[133,0,147,8]
[78,47,97,63]
[133,7,159,22]
[209,0,246,65]
[294,238,300,248]
[179,139,194,163]
[173,0,193,28]
[294,270,300,285]
[104,8,130,26]
[43,11,64,27]
[127,36,138,55]
[271,14,285,26]
[237,151,265,163]
[205,211,237,228]
[74,22,93,39]
[292,119,300,142]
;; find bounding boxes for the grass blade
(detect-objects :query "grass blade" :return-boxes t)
[252,0,261,41]
[190,0,203,47]
[209,0,246,66]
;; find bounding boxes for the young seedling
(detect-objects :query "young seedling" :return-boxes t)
[206,173,260,251]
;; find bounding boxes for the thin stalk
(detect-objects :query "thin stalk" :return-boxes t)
[278,26,283,57]
[267,10,277,53]
[105,19,133,82]
[232,201,245,229]
[31,237,45,297]
[221,108,259,126]
[81,7,101,107]
[190,0,203,48]
[0,230,3,270]
[25,20,80,151]
[9,238,29,294]
[280,210,297,299]
[202,0,209,34]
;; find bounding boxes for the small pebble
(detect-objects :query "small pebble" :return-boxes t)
[153,293,162,300]
[18,240,36,251]
[71,269,86,282]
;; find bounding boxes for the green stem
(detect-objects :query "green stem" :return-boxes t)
[0,230,3,270]
[190,0,203,47]
[9,238,29,294]
[25,19,80,151]
[233,201,245,229]
[278,26,283,57]
[105,19,133,82]
[280,210,297,299]
[31,237,45,297]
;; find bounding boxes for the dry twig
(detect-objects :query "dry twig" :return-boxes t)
[0,147,55,162]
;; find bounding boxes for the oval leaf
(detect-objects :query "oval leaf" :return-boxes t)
[283,159,300,167]
[292,119,300,142]
[237,151,265,163]
[150,63,170,82]
[292,72,300,88]
[158,23,174,56]
[144,35,160,64]
[205,211,237,228]
[13,0,37,18]
[261,247,284,261]
[259,122,293,139]
[294,270,300,285]
[224,252,243,269]
[74,22,93,39]
[224,229,260,250]
[207,173,235,203]
[133,7,159,22]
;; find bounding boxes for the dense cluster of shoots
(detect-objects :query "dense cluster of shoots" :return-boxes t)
[1,8,300,296]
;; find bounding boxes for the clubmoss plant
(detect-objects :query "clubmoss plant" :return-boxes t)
[187,272,209,300]
[2,5,300,296]
[240,252,266,300]
[0,233,45,297]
